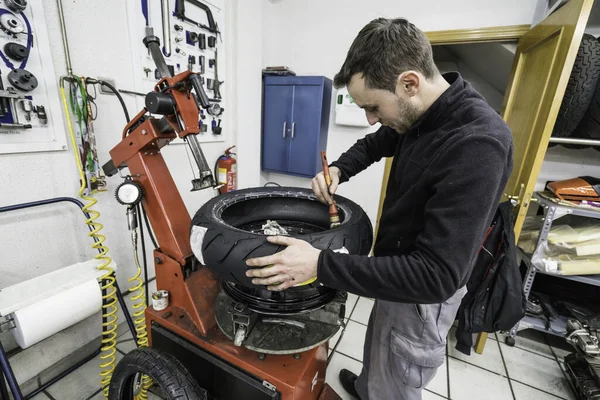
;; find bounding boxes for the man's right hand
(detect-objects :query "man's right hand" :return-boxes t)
[312,166,341,205]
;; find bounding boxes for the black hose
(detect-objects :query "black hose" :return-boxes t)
[141,204,158,250]
[97,80,131,123]
[137,203,150,306]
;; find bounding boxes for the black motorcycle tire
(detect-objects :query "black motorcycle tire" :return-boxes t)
[190,187,373,288]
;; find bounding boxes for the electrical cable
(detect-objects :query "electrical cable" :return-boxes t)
[97,80,131,123]
[60,78,119,399]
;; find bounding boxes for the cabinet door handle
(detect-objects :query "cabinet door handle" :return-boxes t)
[282,121,287,138]
[291,122,296,139]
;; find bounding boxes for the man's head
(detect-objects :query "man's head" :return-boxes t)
[334,18,445,133]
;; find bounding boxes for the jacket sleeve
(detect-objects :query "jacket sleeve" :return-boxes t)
[329,126,399,183]
[317,134,513,304]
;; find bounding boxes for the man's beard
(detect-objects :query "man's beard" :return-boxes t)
[392,98,421,133]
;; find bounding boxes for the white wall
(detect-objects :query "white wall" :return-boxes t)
[260,0,539,228]
[0,0,246,387]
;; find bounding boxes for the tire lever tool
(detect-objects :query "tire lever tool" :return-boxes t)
[321,151,340,228]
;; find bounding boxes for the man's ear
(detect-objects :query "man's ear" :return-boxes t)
[396,71,420,97]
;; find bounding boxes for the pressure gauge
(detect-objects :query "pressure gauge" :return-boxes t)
[115,179,143,205]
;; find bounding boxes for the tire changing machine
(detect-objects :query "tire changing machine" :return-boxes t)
[102,35,345,400]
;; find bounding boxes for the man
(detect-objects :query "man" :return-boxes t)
[246,18,513,400]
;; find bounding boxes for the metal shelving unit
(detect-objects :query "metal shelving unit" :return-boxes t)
[508,192,600,344]
[548,137,600,147]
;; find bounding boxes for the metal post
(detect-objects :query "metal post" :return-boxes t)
[0,340,23,400]
[56,0,73,76]
[0,367,10,400]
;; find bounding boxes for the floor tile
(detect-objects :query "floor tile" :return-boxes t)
[448,358,512,400]
[512,380,565,400]
[325,352,363,400]
[423,390,446,400]
[498,329,554,360]
[336,321,367,361]
[350,297,373,325]
[448,327,506,375]
[558,359,578,400]
[117,338,138,354]
[329,326,344,352]
[47,351,123,400]
[426,357,448,398]
[501,343,573,399]
[546,334,575,361]
[29,392,51,400]
[328,318,350,352]
[346,292,359,315]
[88,389,106,399]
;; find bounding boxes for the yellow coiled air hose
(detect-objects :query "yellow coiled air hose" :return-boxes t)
[129,221,152,399]
[60,78,119,399]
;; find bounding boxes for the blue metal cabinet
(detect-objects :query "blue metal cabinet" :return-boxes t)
[261,76,332,178]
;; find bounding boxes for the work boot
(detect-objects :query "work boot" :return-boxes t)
[339,369,360,399]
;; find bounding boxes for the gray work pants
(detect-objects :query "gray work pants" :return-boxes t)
[355,287,467,400]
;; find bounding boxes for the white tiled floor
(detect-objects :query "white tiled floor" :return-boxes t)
[24,295,578,400]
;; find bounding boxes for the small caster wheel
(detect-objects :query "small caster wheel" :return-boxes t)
[505,336,516,347]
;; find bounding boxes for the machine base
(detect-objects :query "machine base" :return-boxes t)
[152,324,280,399]
[147,305,340,400]
[214,291,344,355]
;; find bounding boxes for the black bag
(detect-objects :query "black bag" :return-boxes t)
[454,201,526,355]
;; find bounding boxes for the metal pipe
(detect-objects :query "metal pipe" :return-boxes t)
[0,365,10,400]
[187,134,211,173]
[549,137,600,147]
[23,347,101,400]
[56,0,73,76]
[161,0,171,57]
[0,340,23,400]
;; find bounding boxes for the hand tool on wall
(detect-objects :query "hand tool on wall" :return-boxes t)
[188,55,196,72]
[0,71,9,116]
[199,33,206,50]
[208,36,216,48]
[199,55,205,74]
[160,0,171,56]
[33,105,47,124]
[212,48,222,100]
[174,0,220,36]
[321,151,341,228]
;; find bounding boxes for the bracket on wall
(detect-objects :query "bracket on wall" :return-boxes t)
[173,0,219,35]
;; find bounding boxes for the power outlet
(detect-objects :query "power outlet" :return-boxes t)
[98,78,117,95]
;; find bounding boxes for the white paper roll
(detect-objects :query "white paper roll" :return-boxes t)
[11,279,102,349]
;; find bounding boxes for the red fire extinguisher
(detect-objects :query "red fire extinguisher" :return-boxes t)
[215,146,237,194]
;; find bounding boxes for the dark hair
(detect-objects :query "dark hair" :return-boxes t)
[334,18,437,91]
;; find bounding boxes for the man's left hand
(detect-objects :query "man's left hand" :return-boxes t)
[245,236,321,291]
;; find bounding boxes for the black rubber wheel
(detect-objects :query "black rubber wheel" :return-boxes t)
[108,348,207,400]
[552,34,600,139]
[190,187,373,289]
[505,336,516,347]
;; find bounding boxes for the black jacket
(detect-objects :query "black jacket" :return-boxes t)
[317,72,514,304]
